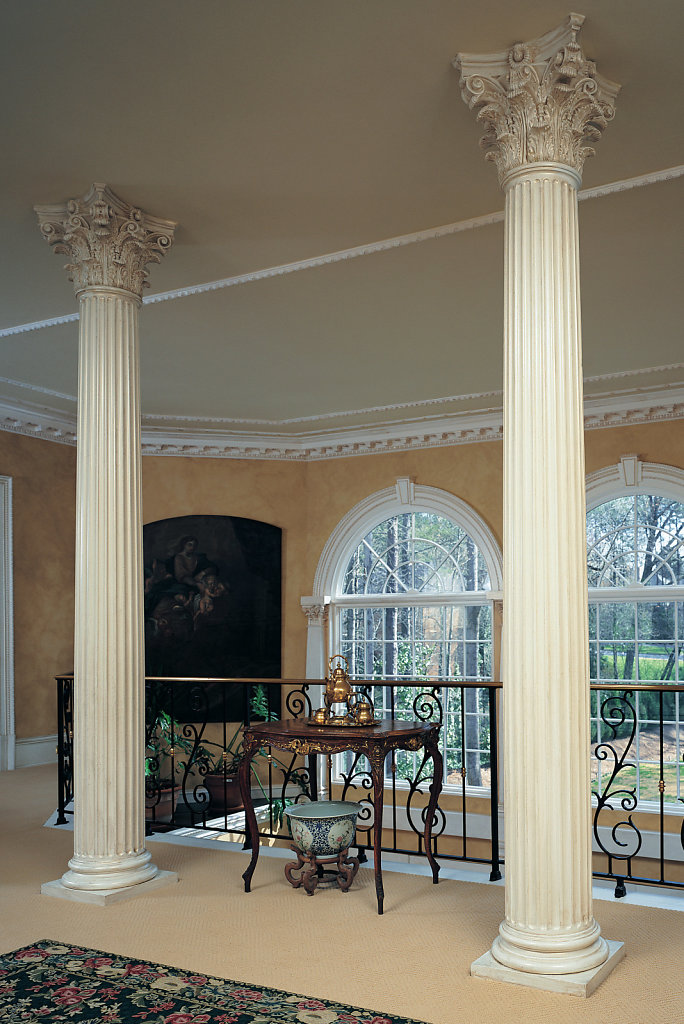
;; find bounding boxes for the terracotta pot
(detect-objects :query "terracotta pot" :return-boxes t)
[203,772,244,812]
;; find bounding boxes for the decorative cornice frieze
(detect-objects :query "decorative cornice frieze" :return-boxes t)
[0,399,77,446]
[0,386,683,459]
[454,13,620,183]
[34,183,176,299]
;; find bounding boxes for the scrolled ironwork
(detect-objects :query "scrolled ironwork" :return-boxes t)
[405,751,446,840]
[285,684,312,719]
[592,690,642,861]
[412,686,443,726]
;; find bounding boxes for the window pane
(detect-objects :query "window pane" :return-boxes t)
[342,512,491,596]
[588,494,684,805]
[637,642,676,682]
[598,603,635,640]
[637,602,675,641]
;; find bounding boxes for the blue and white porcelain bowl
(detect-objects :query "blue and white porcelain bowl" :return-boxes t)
[285,800,360,856]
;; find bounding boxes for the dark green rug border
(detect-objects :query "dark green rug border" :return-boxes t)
[0,940,432,1024]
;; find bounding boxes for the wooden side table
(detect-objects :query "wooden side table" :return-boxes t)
[238,718,443,914]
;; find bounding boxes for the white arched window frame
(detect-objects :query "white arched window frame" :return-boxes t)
[306,479,503,794]
[586,456,684,809]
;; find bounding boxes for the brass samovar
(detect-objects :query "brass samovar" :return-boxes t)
[310,655,378,727]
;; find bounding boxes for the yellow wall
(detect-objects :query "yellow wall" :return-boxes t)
[0,432,76,738]
[3,417,684,739]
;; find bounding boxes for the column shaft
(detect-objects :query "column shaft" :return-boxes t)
[494,164,606,972]
[64,288,155,889]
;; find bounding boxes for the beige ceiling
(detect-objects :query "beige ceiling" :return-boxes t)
[1,1,683,443]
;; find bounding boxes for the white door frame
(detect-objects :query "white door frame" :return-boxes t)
[0,475,14,770]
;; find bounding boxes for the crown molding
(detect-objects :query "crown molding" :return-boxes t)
[0,397,77,446]
[2,384,681,460]
[2,165,682,339]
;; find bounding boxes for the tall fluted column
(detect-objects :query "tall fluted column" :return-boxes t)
[35,184,177,902]
[455,16,624,993]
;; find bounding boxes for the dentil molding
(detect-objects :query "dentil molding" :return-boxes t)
[454,13,620,183]
[0,385,683,459]
[3,166,681,339]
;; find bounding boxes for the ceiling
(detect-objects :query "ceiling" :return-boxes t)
[1,1,682,459]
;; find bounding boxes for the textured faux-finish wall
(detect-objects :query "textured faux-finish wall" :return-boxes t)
[0,431,76,739]
[3,416,684,742]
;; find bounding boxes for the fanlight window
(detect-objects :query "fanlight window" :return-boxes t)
[343,512,491,596]
[587,495,684,588]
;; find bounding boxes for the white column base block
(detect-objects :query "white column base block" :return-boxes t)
[41,870,178,906]
[471,940,625,997]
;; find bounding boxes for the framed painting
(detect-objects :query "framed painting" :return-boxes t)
[143,515,281,721]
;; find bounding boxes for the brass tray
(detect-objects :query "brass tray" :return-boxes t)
[305,716,380,728]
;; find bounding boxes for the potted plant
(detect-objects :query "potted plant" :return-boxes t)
[194,685,308,825]
[144,707,198,822]
[145,685,308,827]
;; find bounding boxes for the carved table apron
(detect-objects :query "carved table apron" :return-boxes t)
[238,718,443,914]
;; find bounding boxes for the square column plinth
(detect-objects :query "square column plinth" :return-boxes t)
[471,941,625,997]
[41,870,178,906]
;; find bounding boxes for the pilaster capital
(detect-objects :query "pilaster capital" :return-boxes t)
[35,183,176,299]
[453,13,620,184]
[300,596,330,626]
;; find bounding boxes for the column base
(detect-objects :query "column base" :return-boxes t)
[471,940,625,997]
[41,870,178,906]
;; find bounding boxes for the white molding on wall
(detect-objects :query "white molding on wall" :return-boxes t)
[15,733,57,768]
[0,384,682,462]
[586,456,684,510]
[0,476,14,771]
[2,164,682,340]
[0,398,77,447]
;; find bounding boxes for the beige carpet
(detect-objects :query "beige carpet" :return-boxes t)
[2,765,682,1024]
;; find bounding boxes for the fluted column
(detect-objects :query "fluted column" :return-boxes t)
[35,184,177,901]
[455,16,624,992]
[301,597,330,797]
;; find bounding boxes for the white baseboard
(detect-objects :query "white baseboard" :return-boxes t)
[15,733,57,768]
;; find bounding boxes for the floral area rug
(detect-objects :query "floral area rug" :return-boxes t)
[0,942,429,1024]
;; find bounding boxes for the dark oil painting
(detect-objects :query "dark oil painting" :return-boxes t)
[143,515,281,721]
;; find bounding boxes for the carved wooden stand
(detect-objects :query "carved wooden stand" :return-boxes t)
[284,845,359,895]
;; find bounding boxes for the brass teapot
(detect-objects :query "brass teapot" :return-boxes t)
[309,655,378,727]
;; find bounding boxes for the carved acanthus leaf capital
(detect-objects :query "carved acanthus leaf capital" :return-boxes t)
[301,597,329,626]
[35,183,176,298]
[454,14,620,183]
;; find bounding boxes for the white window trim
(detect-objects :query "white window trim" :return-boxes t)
[306,479,503,799]
[586,456,684,510]
[313,479,503,600]
[586,456,684,811]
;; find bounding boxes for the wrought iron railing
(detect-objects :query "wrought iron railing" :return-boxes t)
[591,682,684,896]
[54,675,684,896]
[54,674,501,879]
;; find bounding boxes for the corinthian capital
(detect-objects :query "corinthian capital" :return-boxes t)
[453,13,620,183]
[35,183,176,299]
[301,597,329,626]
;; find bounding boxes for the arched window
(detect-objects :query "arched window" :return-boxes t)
[587,458,684,806]
[314,481,502,790]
